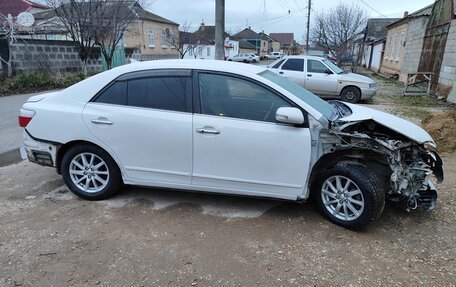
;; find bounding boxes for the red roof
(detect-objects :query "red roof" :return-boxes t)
[269,33,294,46]
[0,0,48,16]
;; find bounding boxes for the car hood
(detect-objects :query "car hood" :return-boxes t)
[338,103,436,146]
[339,73,374,84]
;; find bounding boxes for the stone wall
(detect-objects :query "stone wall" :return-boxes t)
[438,19,456,102]
[8,39,102,75]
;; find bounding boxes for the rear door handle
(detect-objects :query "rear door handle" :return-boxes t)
[307,74,312,77]
[279,71,284,74]
[196,128,220,135]
[91,118,113,125]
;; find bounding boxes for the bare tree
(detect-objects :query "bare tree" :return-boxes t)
[94,1,140,70]
[0,13,15,77]
[170,22,197,59]
[311,3,367,63]
[44,0,149,72]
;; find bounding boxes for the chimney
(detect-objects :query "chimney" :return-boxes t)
[403,11,409,18]
[200,19,205,31]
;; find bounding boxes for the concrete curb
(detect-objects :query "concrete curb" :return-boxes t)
[0,149,23,167]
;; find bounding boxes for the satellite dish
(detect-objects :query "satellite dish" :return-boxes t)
[225,37,230,42]
[17,12,35,27]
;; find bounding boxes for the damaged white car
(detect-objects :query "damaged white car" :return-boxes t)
[19,60,443,229]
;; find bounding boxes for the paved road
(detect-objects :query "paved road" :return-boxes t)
[0,91,58,155]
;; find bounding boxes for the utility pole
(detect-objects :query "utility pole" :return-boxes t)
[305,0,311,53]
[215,0,225,60]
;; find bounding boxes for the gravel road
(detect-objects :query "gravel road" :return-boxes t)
[0,73,455,286]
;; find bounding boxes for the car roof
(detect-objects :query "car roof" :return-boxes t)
[62,59,267,101]
[282,55,324,60]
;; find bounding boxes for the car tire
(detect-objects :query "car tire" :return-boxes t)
[228,59,232,61]
[243,59,248,63]
[61,144,122,200]
[340,87,361,103]
[313,162,385,230]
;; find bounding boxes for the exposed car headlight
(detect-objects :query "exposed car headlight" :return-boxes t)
[369,83,376,89]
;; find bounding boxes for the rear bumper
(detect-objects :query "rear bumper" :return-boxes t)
[22,130,59,167]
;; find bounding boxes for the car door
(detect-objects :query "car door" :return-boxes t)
[304,59,339,96]
[192,72,312,199]
[82,70,193,185]
[277,58,305,87]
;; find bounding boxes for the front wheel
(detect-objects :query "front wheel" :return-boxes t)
[340,87,361,103]
[313,162,385,230]
[61,144,122,200]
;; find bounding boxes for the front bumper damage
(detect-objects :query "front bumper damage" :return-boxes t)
[323,129,444,212]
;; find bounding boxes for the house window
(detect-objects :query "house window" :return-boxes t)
[395,33,403,61]
[207,47,211,56]
[198,46,203,56]
[148,31,154,48]
[170,31,175,47]
[189,47,193,57]
[161,30,167,47]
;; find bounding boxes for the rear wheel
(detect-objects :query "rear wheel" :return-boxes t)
[61,144,122,200]
[313,162,385,230]
[340,86,361,103]
[243,59,248,63]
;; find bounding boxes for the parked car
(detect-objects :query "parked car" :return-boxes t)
[249,53,260,63]
[19,60,443,229]
[266,52,283,60]
[267,55,377,103]
[227,53,254,63]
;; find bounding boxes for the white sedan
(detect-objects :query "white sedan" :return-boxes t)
[227,53,254,63]
[267,55,377,103]
[19,60,443,229]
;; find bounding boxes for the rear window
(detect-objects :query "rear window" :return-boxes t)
[95,81,127,105]
[127,77,187,112]
[94,76,188,113]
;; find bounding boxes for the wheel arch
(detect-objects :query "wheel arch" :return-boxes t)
[56,140,121,175]
[340,85,361,97]
[309,149,391,195]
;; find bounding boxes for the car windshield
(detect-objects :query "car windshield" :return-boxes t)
[259,70,336,120]
[322,59,345,74]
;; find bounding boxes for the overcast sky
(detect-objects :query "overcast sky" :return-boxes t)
[149,0,435,43]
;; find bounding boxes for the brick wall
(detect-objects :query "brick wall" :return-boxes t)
[8,39,102,75]
[402,17,428,77]
[438,19,456,102]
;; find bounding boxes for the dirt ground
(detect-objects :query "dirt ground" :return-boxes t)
[1,74,455,286]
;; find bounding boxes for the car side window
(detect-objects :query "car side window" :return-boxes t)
[94,81,127,105]
[199,73,292,123]
[281,59,304,72]
[307,60,328,73]
[127,76,187,112]
[271,59,285,69]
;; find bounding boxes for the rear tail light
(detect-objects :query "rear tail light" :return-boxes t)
[19,108,35,128]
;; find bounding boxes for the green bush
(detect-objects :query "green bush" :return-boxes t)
[0,71,87,96]
[15,71,55,88]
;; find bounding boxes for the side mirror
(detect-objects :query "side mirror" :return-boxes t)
[324,69,333,74]
[275,107,304,125]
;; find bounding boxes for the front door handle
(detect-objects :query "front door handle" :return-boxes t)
[307,74,312,77]
[91,118,113,125]
[279,71,284,74]
[196,128,221,135]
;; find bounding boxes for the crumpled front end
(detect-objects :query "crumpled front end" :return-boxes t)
[387,144,442,211]
[321,119,444,212]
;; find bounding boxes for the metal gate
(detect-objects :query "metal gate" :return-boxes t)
[101,46,126,71]
[418,0,455,87]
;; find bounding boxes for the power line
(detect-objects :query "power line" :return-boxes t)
[359,0,388,17]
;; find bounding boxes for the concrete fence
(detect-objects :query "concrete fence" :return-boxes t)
[1,38,179,77]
